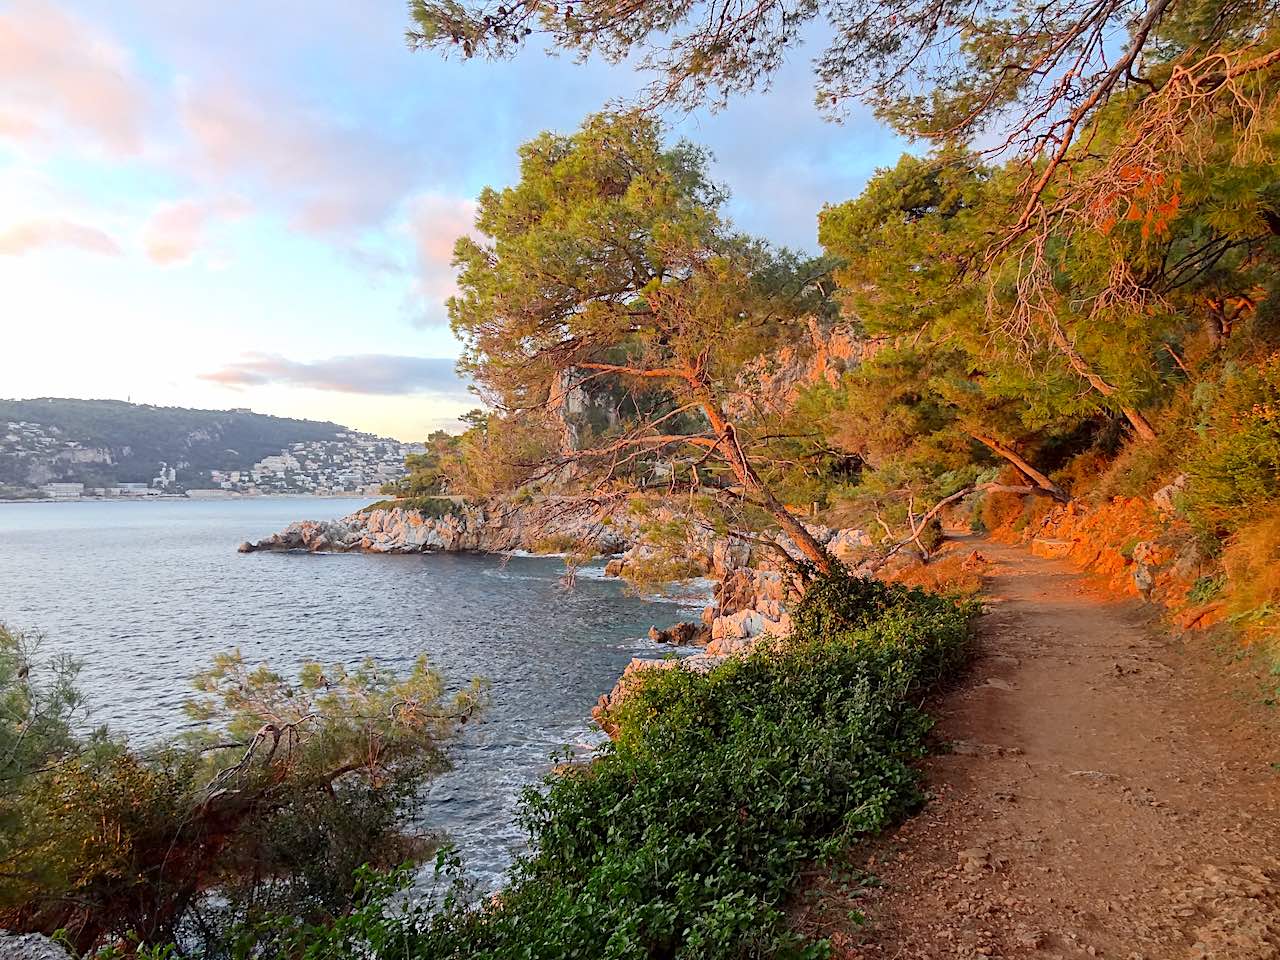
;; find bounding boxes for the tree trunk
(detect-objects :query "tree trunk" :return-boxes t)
[970,433,1068,501]
[1120,406,1158,441]
[691,381,836,576]
[1205,309,1226,351]
[1045,319,1157,441]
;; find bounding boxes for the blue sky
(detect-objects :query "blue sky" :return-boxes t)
[0,0,904,439]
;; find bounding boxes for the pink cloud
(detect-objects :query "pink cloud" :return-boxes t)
[0,1,148,154]
[143,196,247,265]
[407,193,476,326]
[200,352,466,397]
[178,82,415,233]
[0,218,122,256]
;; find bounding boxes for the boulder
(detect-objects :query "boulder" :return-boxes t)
[711,538,752,578]
[827,527,873,563]
[0,932,74,960]
[1152,473,1189,515]
[647,621,711,647]
[711,609,766,642]
[706,633,753,656]
[1132,562,1155,597]
[716,569,759,618]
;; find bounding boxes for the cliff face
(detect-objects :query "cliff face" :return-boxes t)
[724,319,861,420]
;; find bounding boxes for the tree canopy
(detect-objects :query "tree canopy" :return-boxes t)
[448,111,842,571]
[408,1,1280,339]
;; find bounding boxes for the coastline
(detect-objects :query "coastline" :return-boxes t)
[0,492,377,505]
[240,499,890,727]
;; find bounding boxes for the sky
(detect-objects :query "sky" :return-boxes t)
[0,0,905,440]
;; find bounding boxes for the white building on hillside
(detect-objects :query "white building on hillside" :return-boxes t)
[42,482,84,498]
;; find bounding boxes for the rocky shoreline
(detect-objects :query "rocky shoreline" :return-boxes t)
[238,497,633,556]
[241,497,885,739]
[248,483,1215,753]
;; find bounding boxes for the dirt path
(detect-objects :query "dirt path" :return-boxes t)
[804,536,1280,959]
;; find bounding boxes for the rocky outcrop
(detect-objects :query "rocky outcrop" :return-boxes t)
[704,568,793,655]
[1152,473,1189,516]
[591,652,726,737]
[609,521,874,655]
[591,521,883,735]
[240,497,636,556]
[246,493,886,742]
[0,932,73,960]
[648,622,710,647]
[725,319,862,419]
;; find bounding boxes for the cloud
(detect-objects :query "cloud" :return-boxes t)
[406,192,476,326]
[0,218,122,256]
[178,82,418,234]
[200,353,468,396]
[0,0,148,154]
[143,196,247,265]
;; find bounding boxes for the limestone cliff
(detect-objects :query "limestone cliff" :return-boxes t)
[239,497,634,556]
[724,319,861,420]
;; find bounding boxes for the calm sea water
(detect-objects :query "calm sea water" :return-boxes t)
[0,498,698,886]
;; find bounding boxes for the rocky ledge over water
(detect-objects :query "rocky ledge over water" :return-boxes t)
[238,497,633,556]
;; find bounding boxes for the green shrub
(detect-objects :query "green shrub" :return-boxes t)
[290,575,973,959]
[529,533,583,555]
[1,637,481,954]
[359,496,460,519]
[1186,353,1280,534]
[1187,574,1226,605]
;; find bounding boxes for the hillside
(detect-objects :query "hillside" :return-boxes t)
[0,398,348,493]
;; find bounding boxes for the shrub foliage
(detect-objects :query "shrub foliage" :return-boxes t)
[0,626,483,955]
[291,574,972,959]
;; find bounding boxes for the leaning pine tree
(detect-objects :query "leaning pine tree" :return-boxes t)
[447,112,837,575]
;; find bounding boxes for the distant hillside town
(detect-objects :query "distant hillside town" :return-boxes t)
[203,434,422,497]
[0,398,422,500]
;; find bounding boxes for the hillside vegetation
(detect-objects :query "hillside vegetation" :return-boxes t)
[0,398,345,489]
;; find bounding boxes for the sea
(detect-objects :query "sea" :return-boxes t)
[0,497,706,887]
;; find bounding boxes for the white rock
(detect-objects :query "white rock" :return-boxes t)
[1153,474,1189,515]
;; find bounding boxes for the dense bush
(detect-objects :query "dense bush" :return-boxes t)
[290,574,972,960]
[359,495,461,518]
[1221,507,1280,639]
[1186,353,1280,535]
[0,628,481,954]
